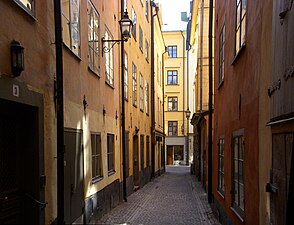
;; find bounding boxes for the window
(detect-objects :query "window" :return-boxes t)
[168,46,177,58]
[235,0,246,55]
[145,40,149,61]
[132,7,137,39]
[62,0,80,56]
[232,130,244,218]
[168,97,178,111]
[132,63,137,106]
[14,0,34,15]
[139,26,143,51]
[124,52,128,100]
[107,134,115,173]
[167,70,178,85]
[105,29,114,86]
[168,121,178,136]
[87,1,100,74]
[140,73,144,111]
[145,81,149,114]
[218,137,225,195]
[145,0,149,20]
[91,133,102,181]
[219,23,225,84]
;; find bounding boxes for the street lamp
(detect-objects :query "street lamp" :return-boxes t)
[186,109,191,165]
[101,11,133,54]
[100,9,133,203]
[10,40,24,77]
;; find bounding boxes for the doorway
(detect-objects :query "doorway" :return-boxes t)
[0,98,42,224]
[133,135,140,187]
[64,129,84,224]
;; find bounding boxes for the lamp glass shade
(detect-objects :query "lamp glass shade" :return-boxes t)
[11,41,24,77]
[119,11,133,39]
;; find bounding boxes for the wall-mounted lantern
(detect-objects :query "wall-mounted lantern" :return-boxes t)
[10,40,24,77]
[101,11,133,55]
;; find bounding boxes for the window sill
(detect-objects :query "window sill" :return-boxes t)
[88,66,100,78]
[133,104,137,108]
[232,43,246,65]
[217,190,225,199]
[63,43,81,61]
[91,176,103,184]
[105,80,114,89]
[108,170,116,176]
[13,0,36,20]
[230,206,244,222]
[217,79,224,90]
[166,84,179,86]
[140,108,144,112]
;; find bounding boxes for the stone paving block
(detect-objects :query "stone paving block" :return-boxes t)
[95,166,220,225]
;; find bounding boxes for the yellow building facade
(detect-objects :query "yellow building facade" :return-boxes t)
[163,31,189,166]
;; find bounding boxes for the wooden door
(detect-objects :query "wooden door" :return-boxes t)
[270,133,293,225]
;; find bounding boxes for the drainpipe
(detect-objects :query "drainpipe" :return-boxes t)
[180,31,186,162]
[186,44,191,166]
[208,0,213,204]
[150,0,158,178]
[53,0,65,224]
[162,48,168,172]
[121,0,127,202]
[200,0,204,112]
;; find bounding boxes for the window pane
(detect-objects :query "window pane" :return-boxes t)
[239,183,244,210]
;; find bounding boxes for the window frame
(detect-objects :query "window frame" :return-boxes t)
[231,129,245,220]
[168,45,177,58]
[168,121,178,136]
[87,0,100,75]
[132,63,137,107]
[140,73,144,111]
[91,132,103,182]
[235,0,247,56]
[219,22,225,86]
[132,7,137,39]
[107,133,115,174]
[145,39,149,61]
[218,137,225,196]
[124,51,128,100]
[13,0,35,16]
[145,81,149,114]
[105,28,114,87]
[62,0,81,57]
[139,25,143,51]
[167,70,178,85]
[167,96,178,111]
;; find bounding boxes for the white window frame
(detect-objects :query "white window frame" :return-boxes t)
[62,0,81,56]
[87,1,100,74]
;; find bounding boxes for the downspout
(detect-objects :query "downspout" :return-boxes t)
[150,0,158,178]
[180,31,185,137]
[186,41,191,166]
[121,0,127,202]
[208,0,213,204]
[200,0,204,112]
[53,0,65,223]
[162,48,168,172]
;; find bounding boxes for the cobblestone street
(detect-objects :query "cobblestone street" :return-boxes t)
[95,166,220,225]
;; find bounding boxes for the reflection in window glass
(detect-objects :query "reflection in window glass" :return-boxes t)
[62,0,81,56]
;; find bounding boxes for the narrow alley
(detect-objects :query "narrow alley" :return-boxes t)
[95,166,220,225]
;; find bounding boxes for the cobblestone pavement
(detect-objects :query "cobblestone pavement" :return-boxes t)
[95,165,220,225]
